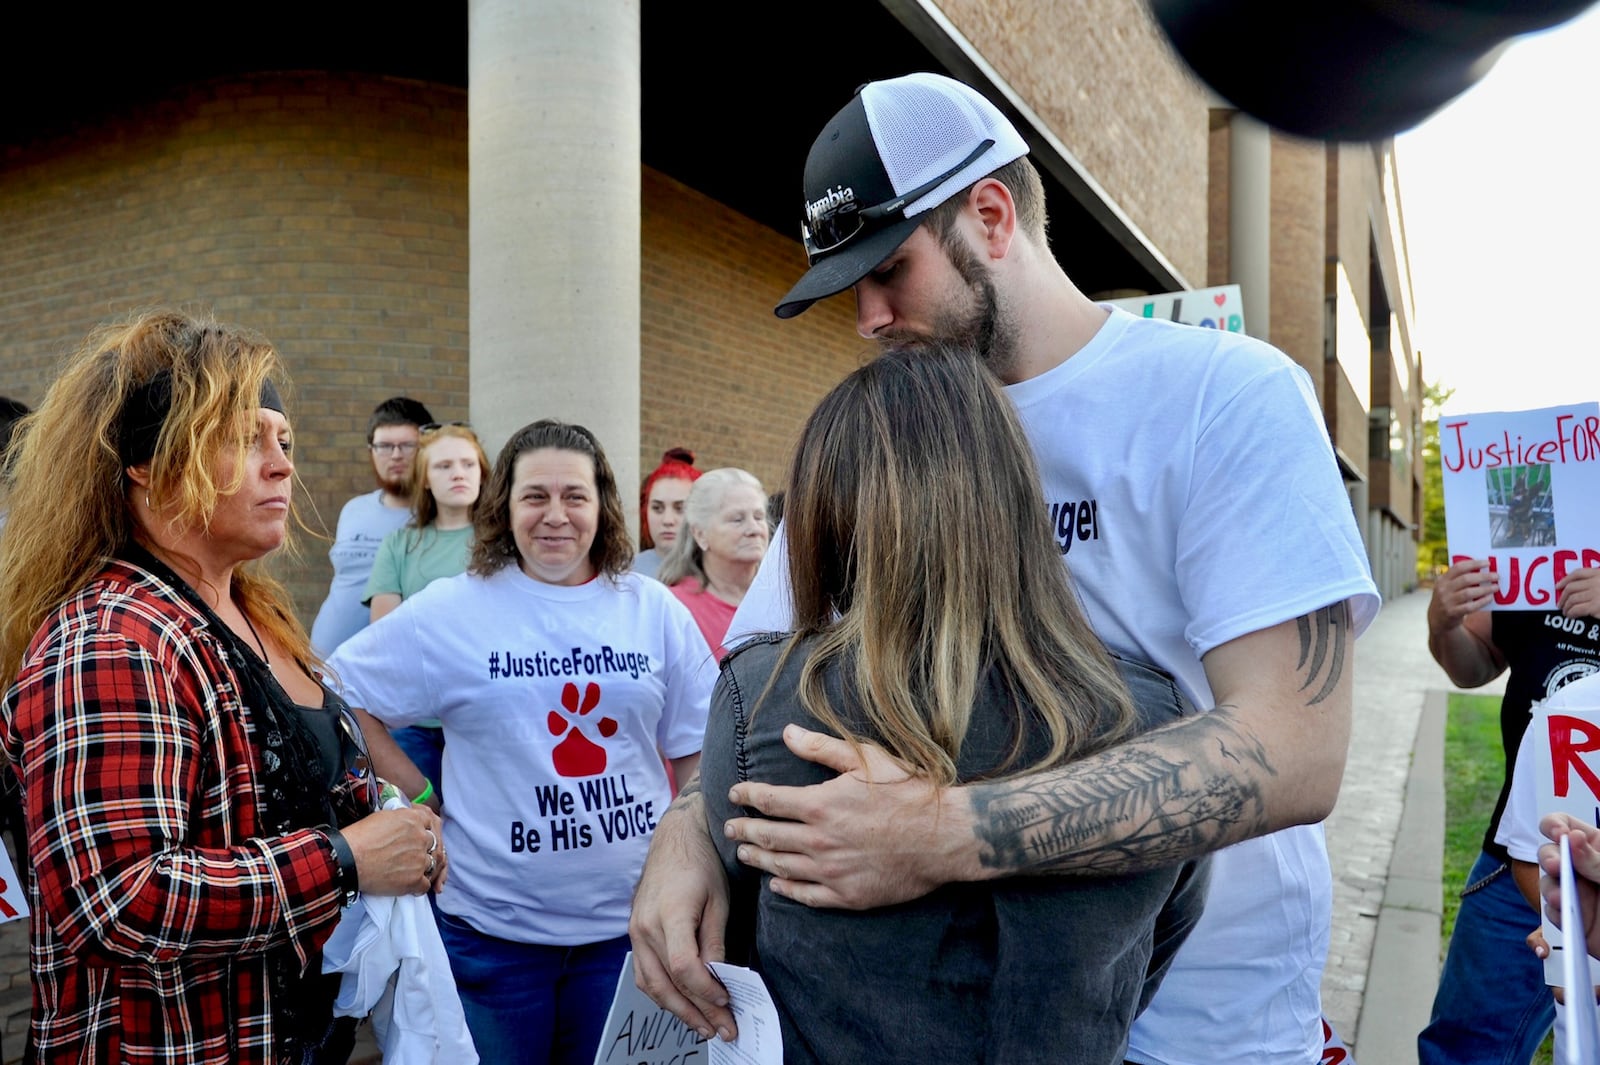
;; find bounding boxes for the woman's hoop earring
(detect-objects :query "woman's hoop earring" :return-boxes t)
[145,493,151,509]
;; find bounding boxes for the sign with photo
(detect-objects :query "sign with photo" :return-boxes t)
[1440,404,1600,609]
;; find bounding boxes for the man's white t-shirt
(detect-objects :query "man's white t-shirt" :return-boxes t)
[328,566,715,946]
[727,308,1380,1065]
[311,490,412,657]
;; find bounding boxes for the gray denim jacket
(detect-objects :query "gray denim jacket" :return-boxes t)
[701,637,1210,1065]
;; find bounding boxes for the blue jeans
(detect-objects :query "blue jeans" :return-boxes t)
[1418,850,1554,1064]
[437,912,629,1065]
[390,724,446,803]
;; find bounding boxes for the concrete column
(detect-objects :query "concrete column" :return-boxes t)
[1229,113,1271,341]
[1352,478,1376,588]
[468,0,641,501]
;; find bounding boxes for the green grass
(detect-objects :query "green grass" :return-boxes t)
[1442,691,1505,939]
[1442,690,1554,1064]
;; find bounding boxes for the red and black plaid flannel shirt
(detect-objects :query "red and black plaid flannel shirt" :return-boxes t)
[0,560,344,1063]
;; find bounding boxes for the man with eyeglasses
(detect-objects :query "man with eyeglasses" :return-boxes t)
[630,72,1381,1065]
[311,395,435,657]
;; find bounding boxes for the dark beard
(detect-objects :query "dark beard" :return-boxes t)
[877,237,1017,376]
[941,235,1016,375]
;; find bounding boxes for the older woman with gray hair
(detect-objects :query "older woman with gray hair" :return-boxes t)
[658,467,769,658]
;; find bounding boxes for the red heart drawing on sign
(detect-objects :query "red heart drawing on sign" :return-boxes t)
[1214,293,1227,306]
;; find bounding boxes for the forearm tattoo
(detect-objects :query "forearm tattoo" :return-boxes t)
[971,711,1271,875]
[1296,602,1351,704]
[971,602,1351,877]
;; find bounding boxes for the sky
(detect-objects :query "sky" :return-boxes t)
[1394,5,1600,417]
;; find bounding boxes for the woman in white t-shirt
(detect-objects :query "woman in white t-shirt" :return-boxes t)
[327,419,714,1065]
[363,422,490,804]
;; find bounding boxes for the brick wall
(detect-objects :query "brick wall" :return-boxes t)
[641,168,865,498]
[0,73,469,626]
[1206,112,1232,286]
[1269,135,1331,384]
[942,0,1212,284]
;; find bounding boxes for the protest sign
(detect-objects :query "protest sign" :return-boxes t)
[0,843,25,923]
[1560,837,1600,1064]
[1440,404,1600,609]
[1529,699,1600,984]
[1321,1016,1356,1064]
[594,953,781,1065]
[1103,284,1245,332]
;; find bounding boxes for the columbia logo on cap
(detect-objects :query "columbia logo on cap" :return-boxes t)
[775,72,1030,319]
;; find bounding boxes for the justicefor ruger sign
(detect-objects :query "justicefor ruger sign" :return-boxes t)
[1441,403,1600,609]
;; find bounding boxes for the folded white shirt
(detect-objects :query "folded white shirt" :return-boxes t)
[321,808,477,1064]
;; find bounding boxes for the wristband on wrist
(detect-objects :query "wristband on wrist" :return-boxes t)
[412,778,435,805]
[317,825,360,907]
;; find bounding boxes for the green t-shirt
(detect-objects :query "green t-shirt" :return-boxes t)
[363,524,474,606]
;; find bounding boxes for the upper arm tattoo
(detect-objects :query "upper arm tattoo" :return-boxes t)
[1295,601,1351,705]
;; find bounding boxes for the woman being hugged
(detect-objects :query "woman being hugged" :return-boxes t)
[327,419,713,1065]
[656,468,769,659]
[701,345,1209,1065]
[0,310,444,1065]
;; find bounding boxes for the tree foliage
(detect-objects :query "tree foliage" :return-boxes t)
[1417,380,1455,581]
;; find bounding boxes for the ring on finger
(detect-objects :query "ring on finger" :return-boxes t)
[425,855,437,878]
[424,828,437,855]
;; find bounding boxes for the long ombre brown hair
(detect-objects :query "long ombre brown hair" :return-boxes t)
[0,310,314,688]
[777,343,1137,786]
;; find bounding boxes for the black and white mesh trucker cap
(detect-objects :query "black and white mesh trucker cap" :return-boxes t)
[773,72,1030,320]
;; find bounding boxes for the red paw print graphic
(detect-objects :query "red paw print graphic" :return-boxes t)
[547,681,618,777]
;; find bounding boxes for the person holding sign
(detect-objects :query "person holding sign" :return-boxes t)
[1493,677,1600,1062]
[326,419,714,1065]
[1539,812,1600,961]
[699,346,1209,1062]
[0,310,446,1064]
[1419,558,1600,1063]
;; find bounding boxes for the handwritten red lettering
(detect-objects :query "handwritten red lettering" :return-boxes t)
[1441,414,1600,473]
[1551,714,1600,799]
[0,877,15,919]
[1452,550,1600,609]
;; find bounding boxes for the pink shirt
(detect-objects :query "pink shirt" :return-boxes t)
[670,578,738,660]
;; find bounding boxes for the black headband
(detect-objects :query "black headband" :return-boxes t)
[118,369,285,467]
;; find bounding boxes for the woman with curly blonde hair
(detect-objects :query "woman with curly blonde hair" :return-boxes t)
[0,309,444,1064]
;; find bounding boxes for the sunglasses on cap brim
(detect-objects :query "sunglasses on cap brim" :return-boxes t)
[801,139,994,264]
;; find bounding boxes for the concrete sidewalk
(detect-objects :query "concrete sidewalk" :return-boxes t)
[1324,586,1504,1061]
[0,588,1471,1062]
